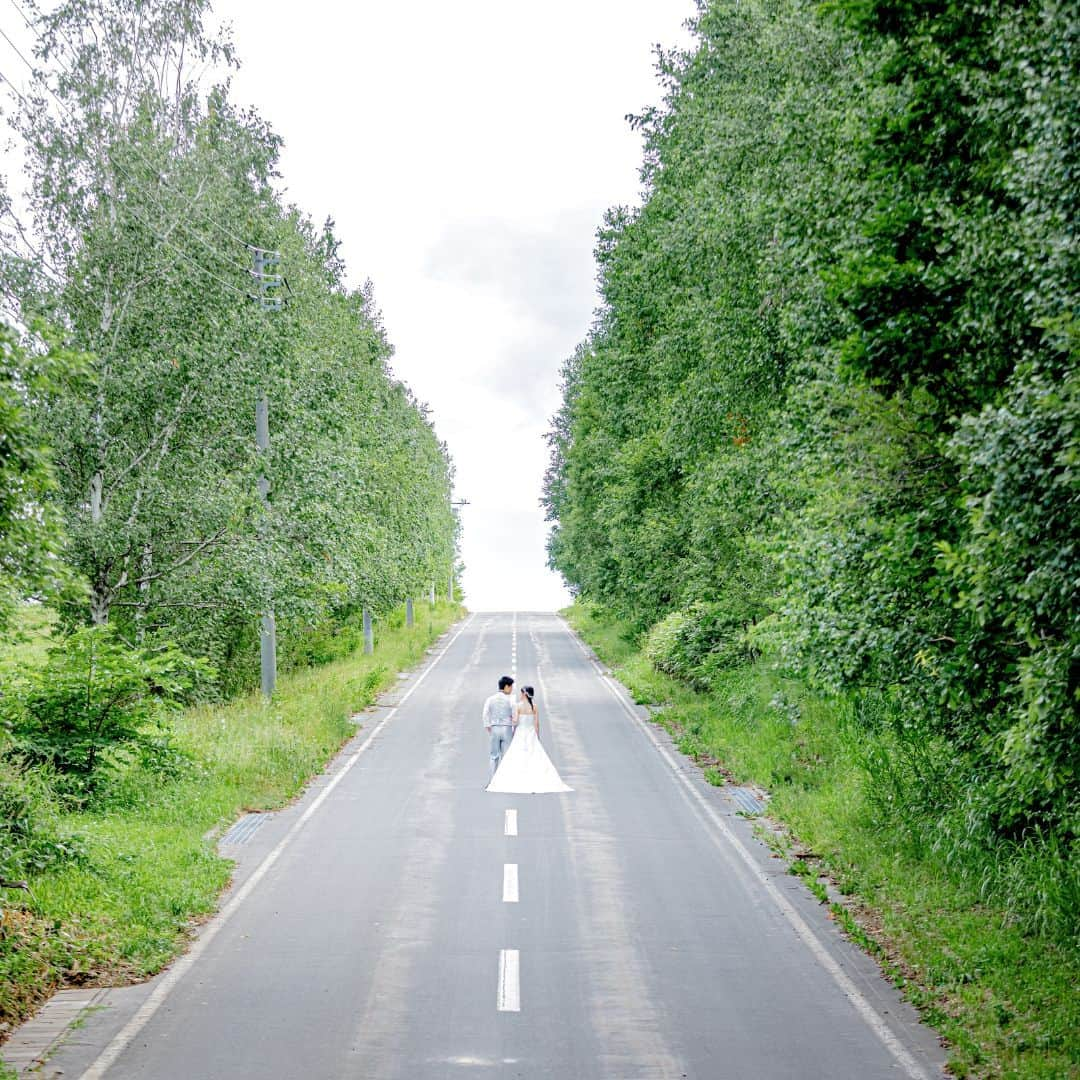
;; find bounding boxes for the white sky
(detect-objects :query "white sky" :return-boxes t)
[221,1,697,611]
[2,0,698,611]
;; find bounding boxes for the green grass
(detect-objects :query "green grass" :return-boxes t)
[565,602,1080,1080]
[0,602,464,1042]
[0,604,57,669]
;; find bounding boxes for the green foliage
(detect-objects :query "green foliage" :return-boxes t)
[569,602,1080,1078]
[942,362,1079,836]
[644,597,763,687]
[643,609,694,678]
[1,626,212,800]
[0,757,85,879]
[0,601,461,1038]
[0,0,457,689]
[0,325,87,632]
[544,0,1078,945]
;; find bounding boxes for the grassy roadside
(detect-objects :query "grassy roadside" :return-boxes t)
[565,602,1080,1080]
[0,601,465,1045]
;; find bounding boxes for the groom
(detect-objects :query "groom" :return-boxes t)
[483,675,516,781]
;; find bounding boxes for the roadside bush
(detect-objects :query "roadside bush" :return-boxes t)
[644,599,761,687]
[281,615,363,671]
[0,626,213,804]
[644,609,694,680]
[940,363,1080,840]
[0,756,84,879]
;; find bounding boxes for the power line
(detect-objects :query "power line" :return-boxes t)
[0,56,252,298]
[2,6,257,255]
[0,24,35,77]
[0,168,247,307]
[0,43,253,278]
[7,0,79,62]
[5,0,34,34]
[1,14,284,304]
[0,62,27,105]
[111,203,252,297]
[0,233,67,289]
[170,209,254,277]
[0,233,111,318]
[0,229,160,318]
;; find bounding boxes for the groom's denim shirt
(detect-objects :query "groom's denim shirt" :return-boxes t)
[483,691,515,728]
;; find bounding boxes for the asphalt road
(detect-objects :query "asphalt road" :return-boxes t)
[44,612,947,1079]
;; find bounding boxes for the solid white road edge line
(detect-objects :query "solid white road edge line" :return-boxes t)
[503,863,519,903]
[504,809,518,836]
[497,950,521,1012]
[558,617,936,1080]
[79,613,478,1080]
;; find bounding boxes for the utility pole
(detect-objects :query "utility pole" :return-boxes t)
[406,597,414,628]
[256,390,276,697]
[253,247,284,698]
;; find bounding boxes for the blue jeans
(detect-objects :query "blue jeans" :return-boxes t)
[489,725,513,780]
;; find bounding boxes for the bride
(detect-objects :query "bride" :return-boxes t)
[486,685,572,794]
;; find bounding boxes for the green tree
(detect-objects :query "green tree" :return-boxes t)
[0,323,85,630]
[544,0,1078,926]
[2,0,457,685]
[2,624,212,797]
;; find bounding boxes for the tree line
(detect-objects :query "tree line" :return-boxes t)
[0,0,457,829]
[544,0,1077,938]
[0,0,456,693]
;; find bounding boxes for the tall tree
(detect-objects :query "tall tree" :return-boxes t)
[0,322,85,629]
[544,0,1078,889]
[2,0,457,685]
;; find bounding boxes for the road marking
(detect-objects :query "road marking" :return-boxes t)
[504,809,517,836]
[503,863,519,903]
[80,615,477,1080]
[497,950,520,1012]
[559,617,935,1080]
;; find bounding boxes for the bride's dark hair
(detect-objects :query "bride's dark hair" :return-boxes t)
[523,686,535,708]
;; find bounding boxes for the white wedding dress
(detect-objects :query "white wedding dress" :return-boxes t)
[487,713,572,794]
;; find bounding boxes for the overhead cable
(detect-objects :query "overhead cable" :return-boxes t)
[1,8,257,256]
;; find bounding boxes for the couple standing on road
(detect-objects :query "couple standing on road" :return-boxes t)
[482,675,572,793]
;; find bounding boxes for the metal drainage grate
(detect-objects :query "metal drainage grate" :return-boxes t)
[220,813,271,846]
[725,786,766,816]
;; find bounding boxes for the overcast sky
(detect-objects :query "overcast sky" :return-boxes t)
[219,0,698,611]
[3,0,698,611]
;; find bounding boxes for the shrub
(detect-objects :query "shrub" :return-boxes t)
[940,363,1080,840]
[0,757,84,879]
[644,609,695,681]
[1,626,213,803]
[281,615,362,671]
[644,599,761,687]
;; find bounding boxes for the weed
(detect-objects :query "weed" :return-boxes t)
[0,603,464,1040]
[565,601,1080,1079]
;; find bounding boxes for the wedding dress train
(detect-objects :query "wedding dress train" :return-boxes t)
[487,723,572,794]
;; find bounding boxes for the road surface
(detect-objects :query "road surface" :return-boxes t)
[33,612,946,1079]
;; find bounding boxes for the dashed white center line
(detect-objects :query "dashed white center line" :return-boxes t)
[498,618,523,1017]
[502,863,519,903]
[497,950,520,1012]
